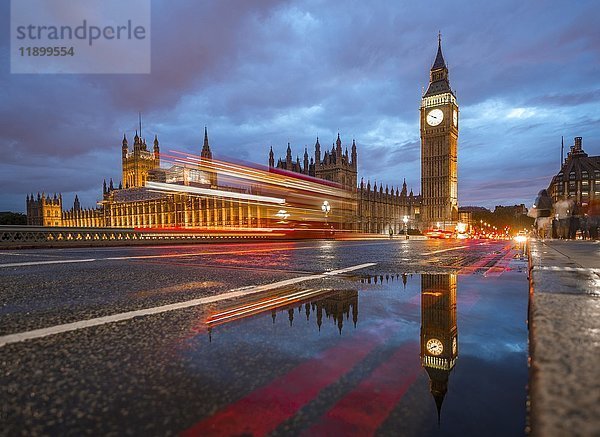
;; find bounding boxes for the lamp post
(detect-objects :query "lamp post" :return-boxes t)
[321,201,331,235]
[403,215,409,240]
[321,200,330,217]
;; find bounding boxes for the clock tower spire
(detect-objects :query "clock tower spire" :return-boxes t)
[420,34,459,230]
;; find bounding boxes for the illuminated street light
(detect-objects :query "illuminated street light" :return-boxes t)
[403,215,409,239]
[321,201,330,216]
[275,209,290,221]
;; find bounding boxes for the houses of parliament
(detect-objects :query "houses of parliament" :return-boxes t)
[26,37,459,233]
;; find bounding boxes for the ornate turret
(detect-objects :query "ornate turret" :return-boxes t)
[122,122,162,189]
[200,127,217,186]
[201,126,212,159]
[304,148,309,174]
[351,139,357,168]
[133,130,140,151]
[122,133,128,160]
[335,132,342,156]
[153,135,160,160]
[286,142,292,165]
[315,137,321,167]
[268,146,275,167]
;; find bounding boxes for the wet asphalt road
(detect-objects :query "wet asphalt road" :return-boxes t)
[0,239,527,436]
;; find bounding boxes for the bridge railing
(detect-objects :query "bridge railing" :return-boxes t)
[0,226,269,249]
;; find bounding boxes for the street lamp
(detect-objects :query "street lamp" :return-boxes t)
[403,215,409,240]
[321,201,331,234]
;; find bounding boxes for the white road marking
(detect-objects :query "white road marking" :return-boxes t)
[421,245,469,255]
[0,262,375,348]
[0,258,97,267]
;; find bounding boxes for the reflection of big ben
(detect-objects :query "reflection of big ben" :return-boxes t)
[420,274,458,421]
[420,34,458,230]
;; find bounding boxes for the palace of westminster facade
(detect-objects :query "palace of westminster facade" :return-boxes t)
[27,38,459,233]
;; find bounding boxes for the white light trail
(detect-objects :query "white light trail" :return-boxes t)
[145,181,285,205]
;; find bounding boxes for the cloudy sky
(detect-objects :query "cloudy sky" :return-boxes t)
[1,0,599,213]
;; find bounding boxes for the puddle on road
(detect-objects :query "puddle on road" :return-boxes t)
[182,268,529,436]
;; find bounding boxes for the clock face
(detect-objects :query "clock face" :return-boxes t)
[452,336,457,355]
[453,109,458,127]
[426,109,444,126]
[426,338,443,356]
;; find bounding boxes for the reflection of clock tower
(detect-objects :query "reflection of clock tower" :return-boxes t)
[420,34,458,230]
[420,273,458,422]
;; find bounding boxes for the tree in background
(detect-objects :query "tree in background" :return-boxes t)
[0,212,27,225]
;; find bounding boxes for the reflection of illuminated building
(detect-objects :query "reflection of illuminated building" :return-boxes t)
[208,289,358,335]
[420,274,458,422]
[315,290,358,334]
[276,290,358,334]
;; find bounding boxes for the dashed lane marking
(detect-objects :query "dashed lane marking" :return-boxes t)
[0,262,376,348]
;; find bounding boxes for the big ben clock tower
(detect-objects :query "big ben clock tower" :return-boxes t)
[420,274,458,422]
[420,34,458,230]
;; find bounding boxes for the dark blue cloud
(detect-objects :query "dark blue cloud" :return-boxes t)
[1,0,600,212]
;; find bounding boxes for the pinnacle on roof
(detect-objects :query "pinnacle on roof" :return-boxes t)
[201,127,212,159]
[202,127,210,150]
[432,31,446,70]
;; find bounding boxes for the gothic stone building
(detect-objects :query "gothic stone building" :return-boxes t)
[27,128,261,229]
[269,133,421,234]
[27,39,465,234]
